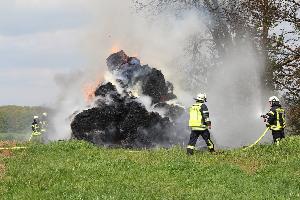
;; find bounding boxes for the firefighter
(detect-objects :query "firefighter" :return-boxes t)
[264,96,286,145]
[31,116,42,142]
[187,93,215,155]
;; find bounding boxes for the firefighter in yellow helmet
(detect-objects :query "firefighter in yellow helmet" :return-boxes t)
[263,96,286,145]
[187,93,215,155]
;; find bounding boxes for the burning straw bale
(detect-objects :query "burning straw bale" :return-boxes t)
[71,50,187,148]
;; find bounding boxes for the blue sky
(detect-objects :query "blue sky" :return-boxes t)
[0,0,90,106]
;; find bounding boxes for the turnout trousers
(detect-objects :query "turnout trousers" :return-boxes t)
[272,129,285,145]
[187,129,215,155]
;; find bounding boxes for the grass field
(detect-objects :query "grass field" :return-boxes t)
[0,137,300,200]
[0,133,29,141]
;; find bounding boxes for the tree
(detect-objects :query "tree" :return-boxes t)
[237,0,299,99]
[135,0,232,55]
[135,0,300,133]
[233,0,300,132]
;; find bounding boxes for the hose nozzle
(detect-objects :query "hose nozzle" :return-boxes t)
[260,114,268,119]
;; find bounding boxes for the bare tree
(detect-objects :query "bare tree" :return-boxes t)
[135,0,300,133]
[134,0,233,55]
[247,0,298,100]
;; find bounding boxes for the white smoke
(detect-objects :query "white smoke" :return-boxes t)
[49,71,89,140]
[51,0,271,148]
[50,0,207,140]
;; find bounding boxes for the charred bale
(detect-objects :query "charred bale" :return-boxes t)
[119,101,151,147]
[71,50,188,148]
[142,112,174,145]
[142,68,168,104]
[94,82,124,106]
[95,82,116,97]
[166,81,177,100]
[119,101,173,148]
[128,57,140,65]
[71,97,176,148]
[106,51,176,104]
[71,105,125,145]
[106,50,129,71]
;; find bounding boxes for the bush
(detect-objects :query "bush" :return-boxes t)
[286,100,300,135]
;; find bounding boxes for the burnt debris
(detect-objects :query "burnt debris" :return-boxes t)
[71,50,187,148]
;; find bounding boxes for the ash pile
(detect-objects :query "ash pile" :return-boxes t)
[71,50,188,148]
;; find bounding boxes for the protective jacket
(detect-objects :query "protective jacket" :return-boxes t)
[32,119,41,136]
[189,102,211,131]
[266,103,286,131]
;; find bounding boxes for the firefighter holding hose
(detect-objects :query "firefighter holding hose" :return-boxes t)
[187,93,215,155]
[261,96,286,145]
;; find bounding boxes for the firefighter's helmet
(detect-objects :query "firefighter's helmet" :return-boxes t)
[268,96,279,103]
[195,93,207,102]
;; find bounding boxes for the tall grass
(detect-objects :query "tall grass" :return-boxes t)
[0,137,300,199]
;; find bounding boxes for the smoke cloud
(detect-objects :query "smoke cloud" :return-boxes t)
[51,0,271,148]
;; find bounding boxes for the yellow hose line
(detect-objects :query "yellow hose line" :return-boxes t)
[244,127,270,150]
[28,134,33,142]
[0,146,27,150]
[29,133,41,142]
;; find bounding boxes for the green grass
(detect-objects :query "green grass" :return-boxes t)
[0,137,300,200]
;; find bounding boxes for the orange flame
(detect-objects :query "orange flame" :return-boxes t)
[111,45,121,53]
[82,78,102,104]
[110,43,139,58]
[132,52,139,57]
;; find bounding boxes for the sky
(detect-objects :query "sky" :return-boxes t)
[1,0,296,107]
[0,0,90,106]
[0,0,209,107]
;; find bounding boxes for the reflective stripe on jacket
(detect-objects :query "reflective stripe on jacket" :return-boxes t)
[267,106,286,131]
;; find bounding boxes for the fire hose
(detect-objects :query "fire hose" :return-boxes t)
[0,146,27,150]
[243,127,270,150]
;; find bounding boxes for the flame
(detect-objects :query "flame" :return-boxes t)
[82,78,102,104]
[111,45,121,53]
[132,52,139,57]
[110,43,140,58]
